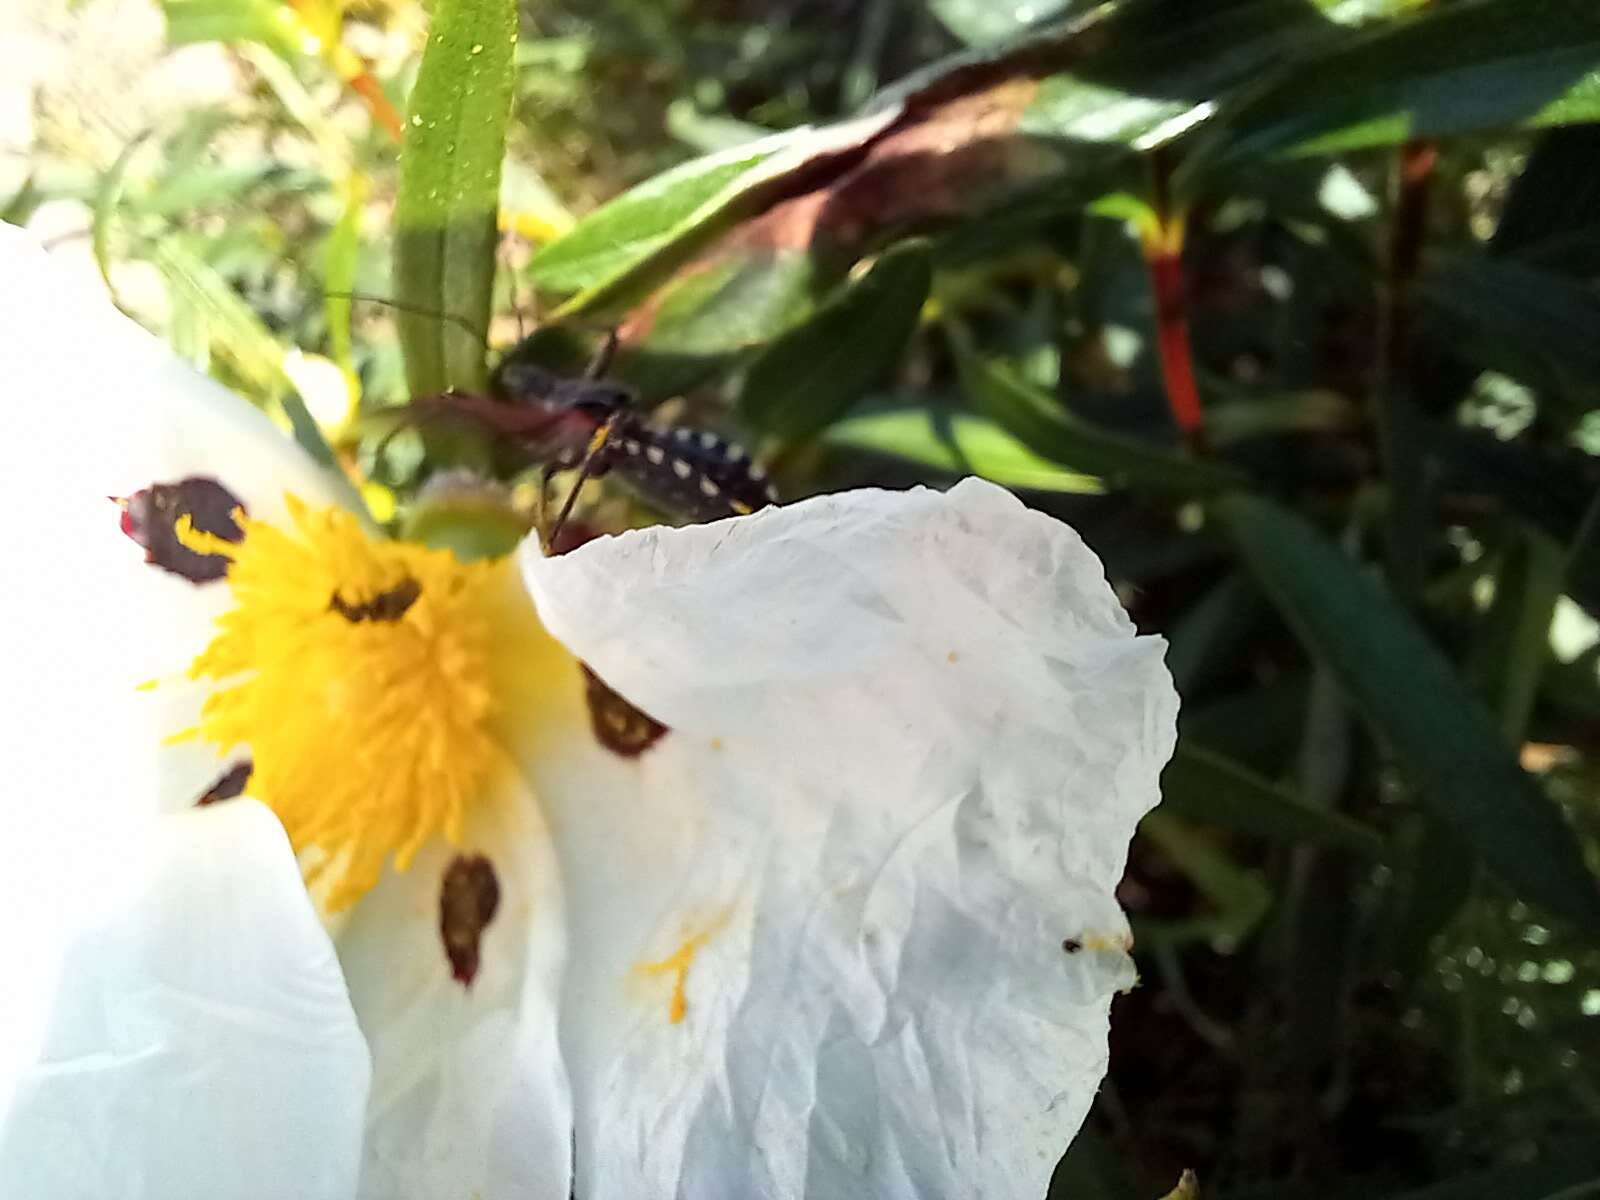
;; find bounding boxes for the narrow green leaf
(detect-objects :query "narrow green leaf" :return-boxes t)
[160,0,301,58]
[928,0,1074,47]
[1216,494,1600,930]
[528,140,784,293]
[1137,812,1274,947]
[1386,1150,1600,1200]
[1182,0,1600,181]
[323,172,365,380]
[1,175,40,226]
[394,0,516,397]
[739,241,932,441]
[826,406,1103,494]
[1163,573,1263,695]
[1492,124,1600,265]
[954,347,1245,495]
[530,110,899,315]
[1418,255,1600,418]
[1164,742,1385,856]
[1468,528,1565,740]
[150,240,341,473]
[1572,493,1600,626]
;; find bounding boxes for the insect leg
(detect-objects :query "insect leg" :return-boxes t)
[544,412,622,553]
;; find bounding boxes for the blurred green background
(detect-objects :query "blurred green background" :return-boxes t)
[5,0,1600,1196]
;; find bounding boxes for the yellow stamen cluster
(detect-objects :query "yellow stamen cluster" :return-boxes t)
[174,497,507,911]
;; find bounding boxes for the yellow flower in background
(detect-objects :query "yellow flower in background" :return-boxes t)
[0,223,1177,1200]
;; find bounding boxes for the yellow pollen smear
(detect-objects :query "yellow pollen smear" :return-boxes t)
[637,911,731,1025]
[639,937,704,1025]
[172,497,520,911]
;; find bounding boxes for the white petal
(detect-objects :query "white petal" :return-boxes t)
[334,760,571,1200]
[0,800,370,1200]
[0,222,351,825]
[519,479,1177,1199]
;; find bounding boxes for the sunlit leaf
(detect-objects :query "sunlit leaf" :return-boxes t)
[1182,0,1600,182]
[826,406,1104,493]
[531,111,901,313]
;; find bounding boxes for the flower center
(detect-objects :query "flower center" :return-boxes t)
[173,497,524,911]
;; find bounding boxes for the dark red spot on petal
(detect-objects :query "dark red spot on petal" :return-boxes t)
[1062,937,1083,955]
[118,476,245,584]
[581,663,668,758]
[440,854,501,987]
[196,760,252,807]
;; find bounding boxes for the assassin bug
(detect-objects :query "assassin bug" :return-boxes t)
[364,299,779,547]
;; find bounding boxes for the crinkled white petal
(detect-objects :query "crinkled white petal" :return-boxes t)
[519,479,1177,1199]
[0,223,355,1132]
[0,800,370,1200]
[334,761,572,1200]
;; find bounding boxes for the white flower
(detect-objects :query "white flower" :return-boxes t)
[0,221,1177,1200]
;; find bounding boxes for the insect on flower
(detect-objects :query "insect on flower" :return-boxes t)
[371,302,779,545]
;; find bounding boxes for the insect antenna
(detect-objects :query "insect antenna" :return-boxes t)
[323,291,490,347]
[583,327,621,380]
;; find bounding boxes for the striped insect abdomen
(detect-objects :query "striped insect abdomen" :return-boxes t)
[607,419,778,521]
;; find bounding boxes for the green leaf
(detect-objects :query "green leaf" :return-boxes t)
[530,110,900,314]
[529,140,784,293]
[1385,1151,1600,1200]
[1137,812,1274,947]
[954,346,1245,495]
[1418,254,1600,416]
[160,0,302,59]
[1182,0,1600,181]
[1216,494,1600,930]
[1468,528,1565,740]
[394,0,517,397]
[1001,0,1414,152]
[323,172,365,380]
[1165,742,1385,856]
[928,0,1075,47]
[1492,124,1600,266]
[826,406,1103,493]
[739,241,932,441]
[149,239,341,473]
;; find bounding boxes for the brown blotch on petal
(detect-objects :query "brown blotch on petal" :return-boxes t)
[581,663,668,758]
[118,476,245,584]
[440,854,501,988]
[196,760,253,807]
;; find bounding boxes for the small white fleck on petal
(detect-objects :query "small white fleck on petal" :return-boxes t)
[671,459,692,480]
[699,477,720,498]
[646,446,666,466]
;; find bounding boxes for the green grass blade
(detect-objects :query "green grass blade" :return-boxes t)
[394,0,516,397]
